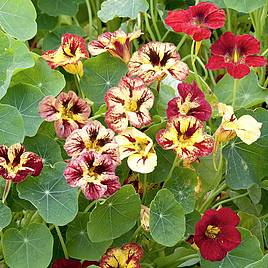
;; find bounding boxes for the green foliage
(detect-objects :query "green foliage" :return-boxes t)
[0,203,12,230]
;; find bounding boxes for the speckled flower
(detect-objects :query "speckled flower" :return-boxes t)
[105,76,154,133]
[0,144,43,183]
[100,243,143,268]
[156,116,214,162]
[64,120,120,165]
[88,29,142,63]
[167,82,212,121]
[42,33,89,77]
[115,128,157,173]
[39,91,91,139]
[215,103,262,145]
[64,151,120,200]
[128,42,189,85]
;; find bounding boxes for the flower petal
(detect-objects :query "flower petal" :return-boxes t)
[245,55,267,67]
[226,63,250,79]
[127,151,157,173]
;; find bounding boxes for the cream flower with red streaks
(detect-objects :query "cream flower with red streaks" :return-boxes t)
[64,120,120,165]
[0,144,43,183]
[42,33,89,77]
[105,76,154,133]
[115,128,157,174]
[88,29,142,63]
[156,116,214,162]
[128,42,189,85]
[39,91,91,139]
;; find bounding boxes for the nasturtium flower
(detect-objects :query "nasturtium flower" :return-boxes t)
[156,116,214,162]
[100,243,143,268]
[0,144,43,183]
[64,120,120,165]
[128,42,189,85]
[64,151,120,200]
[165,2,225,41]
[194,207,241,261]
[105,76,154,133]
[140,205,150,232]
[124,174,144,197]
[88,29,142,63]
[206,32,267,79]
[167,82,212,121]
[39,91,91,139]
[215,103,262,145]
[42,33,89,77]
[115,128,157,174]
[52,259,98,268]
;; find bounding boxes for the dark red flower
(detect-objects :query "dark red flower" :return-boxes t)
[206,32,267,79]
[166,82,212,121]
[52,259,99,268]
[165,2,225,41]
[194,207,241,261]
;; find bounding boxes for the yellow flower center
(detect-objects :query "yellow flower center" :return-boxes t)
[233,49,240,63]
[59,107,75,120]
[205,225,220,239]
[126,100,138,112]
[178,95,200,115]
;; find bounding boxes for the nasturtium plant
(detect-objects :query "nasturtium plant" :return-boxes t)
[0,0,268,267]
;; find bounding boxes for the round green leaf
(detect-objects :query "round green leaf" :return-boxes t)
[149,188,186,247]
[17,162,78,226]
[223,108,268,189]
[165,168,197,214]
[80,53,128,105]
[245,254,268,268]
[24,133,63,165]
[38,0,79,16]
[0,203,12,230]
[98,0,149,22]
[0,104,24,145]
[2,223,53,268]
[1,83,44,137]
[0,0,37,41]
[223,0,266,13]
[66,213,112,260]
[201,228,263,268]
[11,56,65,97]
[87,185,141,242]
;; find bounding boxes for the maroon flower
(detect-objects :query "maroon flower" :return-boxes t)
[0,144,43,183]
[39,91,91,139]
[165,2,225,41]
[206,32,267,79]
[52,259,99,268]
[166,82,212,121]
[64,151,120,200]
[194,207,241,261]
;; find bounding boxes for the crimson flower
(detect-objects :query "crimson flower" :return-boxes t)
[0,144,43,183]
[39,91,91,139]
[167,82,212,121]
[64,151,120,200]
[194,207,241,261]
[52,259,99,268]
[165,2,225,41]
[206,32,267,79]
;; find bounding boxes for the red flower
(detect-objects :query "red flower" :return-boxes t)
[165,2,225,41]
[52,259,99,268]
[0,144,43,183]
[206,32,267,79]
[194,207,241,261]
[166,82,212,121]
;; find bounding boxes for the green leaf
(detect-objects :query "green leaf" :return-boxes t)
[245,254,268,268]
[0,104,24,145]
[214,72,268,111]
[36,13,58,31]
[164,167,197,214]
[155,84,175,117]
[66,213,112,260]
[201,0,226,8]
[11,55,65,96]
[248,184,262,205]
[24,133,63,165]
[87,185,141,242]
[37,0,78,16]
[201,228,263,268]
[1,83,44,137]
[81,53,128,105]
[0,0,37,40]
[0,203,11,230]
[98,0,149,22]
[17,162,78,226]
[223,108,268,189]
[149,188,185,247]
[186,210,201,237]
[223,0,266,13]
[2,223,53,268]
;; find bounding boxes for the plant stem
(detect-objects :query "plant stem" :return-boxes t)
[232,79,238,107]
[164,155,179,185]
[55,225,69,259]
[191,40,202,88]
[226,8,231,32]
[74,74,84,99]
[85,0,93,39]
[130,225,143,242]
[84,200,98,213]
[160,30,170,42]
[90,112,105,120]
[150,0,161,40]
[2,180,12,204]
[176,35,187,51]
[212,192,249,209]
[141,174,148,203]
[144,13,156,41]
